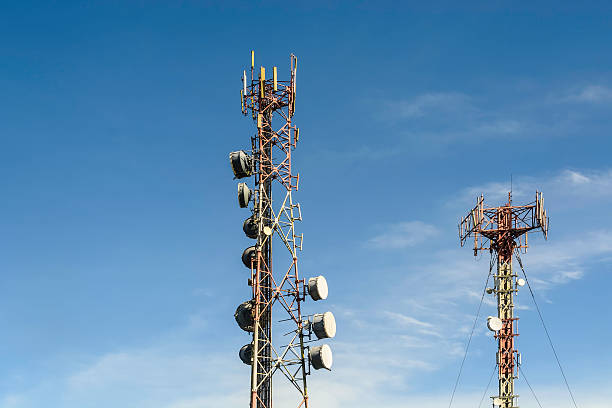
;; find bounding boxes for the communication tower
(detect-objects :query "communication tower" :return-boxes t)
[459,191,549,408]
[229,52,335,408]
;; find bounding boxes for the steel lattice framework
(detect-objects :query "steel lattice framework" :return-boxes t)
[459,192,549,408]
[240,52,309,408]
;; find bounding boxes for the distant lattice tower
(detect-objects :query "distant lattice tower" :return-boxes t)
[229,52,335,408]
[459,192,549,408]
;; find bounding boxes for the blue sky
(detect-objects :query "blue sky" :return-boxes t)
[1,1,612,407]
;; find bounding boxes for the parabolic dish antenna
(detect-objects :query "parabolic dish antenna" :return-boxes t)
[312,312,336,339]
[308,276,328,301]
[487,316,503,332]
[309,344,333,370]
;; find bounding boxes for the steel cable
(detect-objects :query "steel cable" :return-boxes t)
[514,249,579,408]
[519,365,544,408]
[448,254,496,408]
[477,363,497,408]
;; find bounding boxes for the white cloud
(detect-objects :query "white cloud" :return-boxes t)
[304,382,612,408]
[555,169,612,195]
[63,345,246,407]
[0,395,25,408]
[563,170,591,184]
[456,168,612,210]
[367,221,438,249]
[566,85,612,103]
[391,92,473,118]
[383,311,435,328]
[517,230,612,288]
[0,310,249,408]
[474,119,522,135]
[373,82,612,153]
[381,95,530,151]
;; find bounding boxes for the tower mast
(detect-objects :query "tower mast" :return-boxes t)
[230,52,336,408]
[459,192,549,408]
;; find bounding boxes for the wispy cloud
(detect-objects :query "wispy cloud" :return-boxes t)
[518,230,612,289]
[0,311,248,408]
[314,87,526,162]
[564,85,612,103]
[306,381,612,408]
[474,119,522,134]
[389,92,474,119]
[374,89,535,152]
[367,221,438,249]
[0,395,25,408]
[383,311,435,328]
[555,169,612,195]
[456,168,612,209]
[315,144,404,163]
[373,81,612,153]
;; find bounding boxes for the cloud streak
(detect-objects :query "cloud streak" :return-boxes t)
[390,92,474,119]
[564,85,612,103]
[367,221,438,249]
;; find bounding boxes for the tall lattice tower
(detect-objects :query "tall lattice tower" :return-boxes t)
[230,52,335,408]
[459,191,549,408]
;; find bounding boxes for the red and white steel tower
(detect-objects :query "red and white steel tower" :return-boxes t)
[459,192,549,408]
[230,52,335,408]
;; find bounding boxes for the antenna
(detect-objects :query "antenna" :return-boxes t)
[230,52,335,408]
[459,192,549,408]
